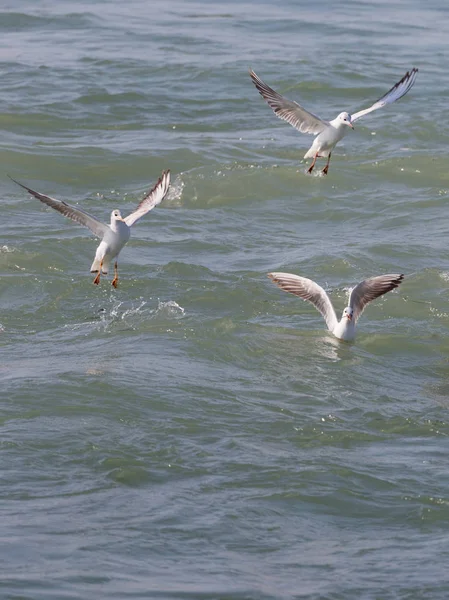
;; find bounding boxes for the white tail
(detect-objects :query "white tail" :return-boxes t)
[90,253,110,274]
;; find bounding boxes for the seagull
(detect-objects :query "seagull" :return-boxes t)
[250,68,418,174]
[10,170,170,287]
[268,272,404,341]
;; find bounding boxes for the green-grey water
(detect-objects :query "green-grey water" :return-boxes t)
[2,1,449,598]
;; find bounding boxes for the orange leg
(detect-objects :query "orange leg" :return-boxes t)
[111,262,119,288]
[307,152,319,174]
[321,152,332,175]
[93,260,103,285]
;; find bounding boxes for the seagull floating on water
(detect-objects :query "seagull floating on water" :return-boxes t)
[10,170,170,288]
[250,68,418,174]
[268,272,404,341]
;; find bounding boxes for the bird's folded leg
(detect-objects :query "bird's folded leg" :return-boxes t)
[307,152,319,174]
[111,262,119,288]
[321,153,332,175]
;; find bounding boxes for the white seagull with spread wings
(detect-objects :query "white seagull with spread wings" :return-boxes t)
[10,170,170,288]
[250,68,418,174]
[268,272,404,341]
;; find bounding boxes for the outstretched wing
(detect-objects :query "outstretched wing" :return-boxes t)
[351,68,418,122]
[124,170,170,227]
[9,176,108,238]
[268,272,338,332]
[349,274,404,323]
[250,70,329,135]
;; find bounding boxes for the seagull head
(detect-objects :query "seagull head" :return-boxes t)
[337,112,354,129]
[111,209,125,223]
[342,307,353,321]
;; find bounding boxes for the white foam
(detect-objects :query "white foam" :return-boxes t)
[155,300,185,318]
[166,174,184,204]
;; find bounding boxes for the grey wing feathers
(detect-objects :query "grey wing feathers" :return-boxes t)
[9,176,108,238]
[351,68,418,122]
[250,70,329,135]
[268,272,338,331]
[124,170,170,227]
[349,274,404,322]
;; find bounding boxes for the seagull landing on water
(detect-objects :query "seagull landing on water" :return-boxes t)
[10,170,170,288]
[250,68,418,175]
[268,272,404,341]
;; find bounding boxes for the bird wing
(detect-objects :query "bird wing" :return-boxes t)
[349,274,404,323]
[268,272,338,331]
[250,70,329,135]
[9,176,108,238]
[351,68,418,122]
[124,170,170,227]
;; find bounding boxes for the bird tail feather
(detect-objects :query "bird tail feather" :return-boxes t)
[90,256,110,274]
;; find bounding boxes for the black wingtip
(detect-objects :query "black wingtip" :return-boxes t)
[249,69,260,84]
[408,68,418,80]
[8,174,30,193]
[392,274,405,289]
[159,169,171,187]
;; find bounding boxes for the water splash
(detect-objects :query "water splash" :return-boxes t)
[154,300,185,318]
[166,174,184,205]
